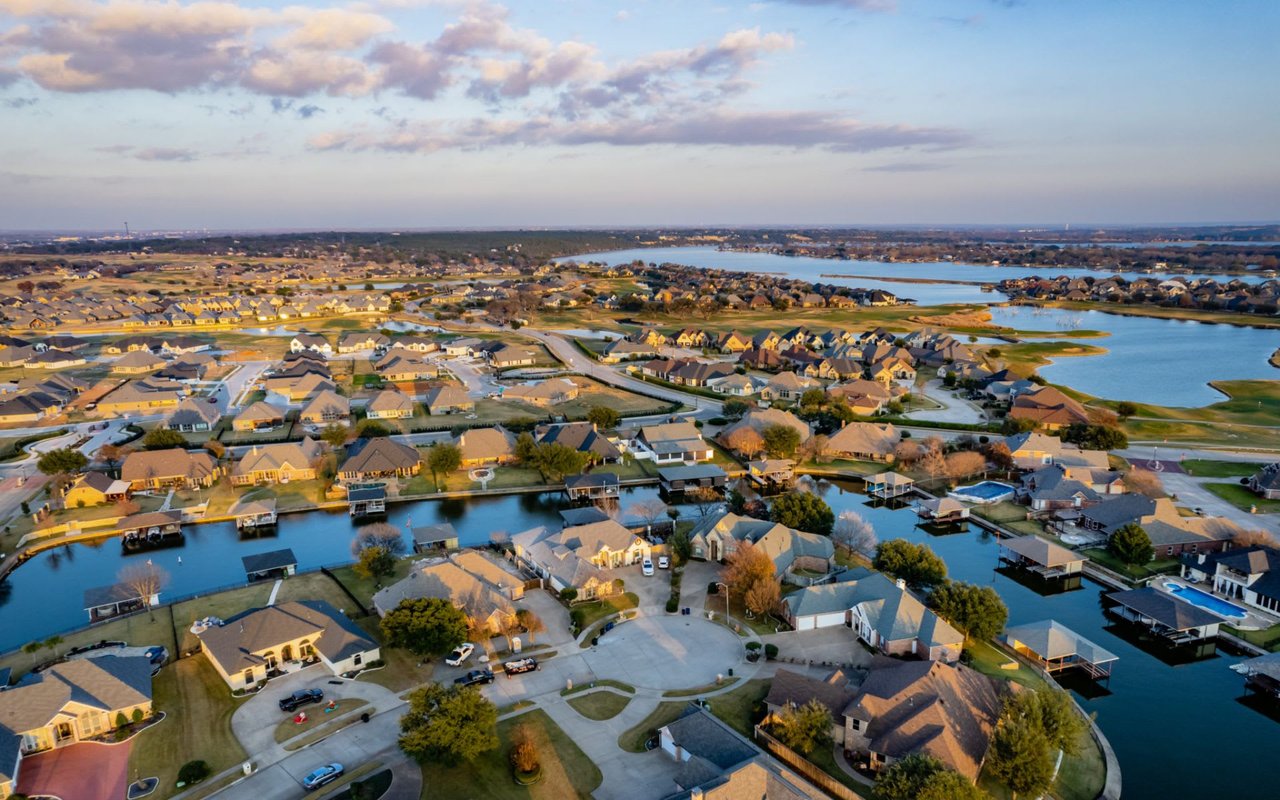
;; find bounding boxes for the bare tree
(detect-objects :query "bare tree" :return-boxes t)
[687,486,722,517]
[516,609,545,644]
[744,578,781,617]
[351,522,408,558]
[920,448,948,485]
[629,498,669,536]
[893,440,923,466]
[721,427,766,460]
[721,540,776,599]
[1234,529,1279,549]
[117,562,169,620]
[1124,468,1166,498]
[945,451,987,483]
[833,510,877,558]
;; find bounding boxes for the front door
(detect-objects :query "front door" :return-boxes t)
[282,644,293,662]
[56,721,73,742]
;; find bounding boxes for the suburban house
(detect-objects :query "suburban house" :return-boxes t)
[631,421,713,464]
[376,353,440,383]
[1077,495,1236,557]
[121,448,221,490]
[535,421,622,463]
[0,656,153,795]
[63,471,130,507]
[337,332,389,353]
[97,379,184,414]
[600,339,656,363]
[825,422,899,462]
[781,569,964,663]
[372,556,519,634]
[365,389,415,419]
[231,439,325,486]
[265,373,336,404]
[1248,463,1280,500]
[1009,386,1090,431]
[484,342,539,367]
[689,512,834,582]
[455,427,517,467]
[164,397,221,433]
[844,658,1006,780]
[1182,545,1280,615]
[502,378,580,407]
[718,408,811,452]
[112,350,166,374]
[198,600,379,689]
[289,333,332,357]
[1017,465,1103,511]
[232,401,286,432]
[1004,432,1109,471]
[761,371,822,402]
[337,438,421,482]
[423,386,474,415]
[510,520,649,597]
[299,389,349,425]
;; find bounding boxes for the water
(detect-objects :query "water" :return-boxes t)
[0,478,1275,797]
[986,307,1280,406]
[1163,582,1248,620]
[802,479,1278,800]
[951,481,1016,502]
[559,245,1272,286]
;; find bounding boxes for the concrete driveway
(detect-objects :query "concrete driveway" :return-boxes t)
[760,626,874,670]
[18,740,131,800]
[1161,472,1280,535]
[583,615,744,689]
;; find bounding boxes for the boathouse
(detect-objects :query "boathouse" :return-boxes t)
[998,536,1085,580]
[1004,619,1118,681]
[865,471,914,500]
[242,548,298,582]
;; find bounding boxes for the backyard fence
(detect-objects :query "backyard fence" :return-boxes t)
[753,725,865,800]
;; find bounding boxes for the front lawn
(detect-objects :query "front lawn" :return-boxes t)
[1181,459,1263,478]
[617,701,688,752]
[127,658,248,800]
[1204,482,1280,513]
[1081,548,1180,582]
[570,592,639,631]
[567,690,631,721]
[418,709,601,800]
[702,592,788,636]
[706,678,770,737]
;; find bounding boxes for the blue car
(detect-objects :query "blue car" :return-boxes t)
[301,763,344,790]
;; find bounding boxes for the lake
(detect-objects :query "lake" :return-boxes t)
[1,478,1274,799]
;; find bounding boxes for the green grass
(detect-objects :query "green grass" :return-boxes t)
[1204,482,1280,513]
[617,701,688,752]
[560,679,635,696]
[567,690,632,720]
[127,658,248,800]
[274,698,368,743]
[703,592,789,636]
[706,678,771,737]
[970,501,1030,525]
[329,556,418,607]
[418,709,601,800]
[1225,622,1280,652]
[663,677,739,698]
[1081,548,1181,582]
[329,768,393,800]
[353,616,433,692]
[570,592,639,630]
[1181,459,1264,478]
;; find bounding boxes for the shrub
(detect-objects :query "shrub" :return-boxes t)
[708,416,727,426]
[178,761,210,785]
[132,708,144,724]
[765,643,778,660]
[559,587,578,602]
[509,724,540,773]
[570,608,586,629]
[115,711,129,729]
[665,598,679,613]
[745,641,762,652]
[707,581,719,595]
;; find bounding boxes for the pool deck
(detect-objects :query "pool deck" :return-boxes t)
[1157,577,1276,630]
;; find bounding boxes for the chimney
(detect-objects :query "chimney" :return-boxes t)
[895,578,906,591]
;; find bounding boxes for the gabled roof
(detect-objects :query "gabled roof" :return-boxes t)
[242,548,297,575]
[339,437,420,475]
[197,600,374,673]
[1107,587,1222,630]
[0,655,152,735]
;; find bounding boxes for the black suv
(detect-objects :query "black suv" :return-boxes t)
[454,669,496,687]
[279,688,324,712]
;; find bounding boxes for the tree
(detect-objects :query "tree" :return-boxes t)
[945,451,987,483]
[929,581,1008,643]
[770,491,834,535]
[516,608,545,643]
[629,498,668,535]
[873,540,948,590]
[509,723,540,774]
[356,419,394,438]
[1062,423,1128,451]
[1234,529,1280,549]
[916,771,990,800]
[876,754,945,800]
[1109,523,1153,565]
[668,528,693,565]
[98,443,129,476]
[920,448,948,484]
[321,423,350,448]
[37,447,87,477]
[721,540,776,599]
[399,683,499,766]
[721,426,765,460]
[1124,468,1165,498]
[744,577,781,616]
[1116,401,1137,420]
[893,440,923,466]
[380,598,469,658]
[141,427,186,450]
[1010,687,1087,756]
[117,562,169,620]
[351,519,406,582]
[525,442,588,482]
[985,441,1014,472]
[761,423,802,459]
[722,397,751,419]
[686,486,722,517]
[832,510,877,557]
[799,387,826,408]
[586,405,620,429]
[771,699,832,756]
[426,443,463,491]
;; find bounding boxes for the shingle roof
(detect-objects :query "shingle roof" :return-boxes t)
[197,600,374,673]
[0,656,152,735]
[339,437,420,475]
[1107,587,1222,630]
[242,548,297,576]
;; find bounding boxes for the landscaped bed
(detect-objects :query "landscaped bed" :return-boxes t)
[566,690,631,721]
[273,698,368,743]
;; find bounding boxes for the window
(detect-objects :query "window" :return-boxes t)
[353,653,362,666]
[243,669,254,686]
[850,718,861,731]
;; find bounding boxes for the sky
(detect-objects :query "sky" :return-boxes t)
[0,0,1277,231]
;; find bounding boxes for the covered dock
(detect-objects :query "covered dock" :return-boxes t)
[1005,619,1118,681]
[347,483,386,518]
[231,497,278,531]
[412,522,460,553]
[658,464,728,495]
[1236,652,1280,700]
[242,548,297,581]
[999,535,1085,580]
[1104,587,1222,644]
[746,459,796,492]
[866,471,914,499]
[564,472,620,502]
[917,496,970,523]
[83,581,160,623]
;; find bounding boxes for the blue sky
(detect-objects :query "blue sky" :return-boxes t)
[0,0,1276,230]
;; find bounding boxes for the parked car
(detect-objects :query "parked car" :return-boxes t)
[454,669,496,687]
[278,688,324,712]
[657,556,670,570]
[301,763,344,790]
[446,642,475,666]
[642,558,654,576]
[503,657,539,676]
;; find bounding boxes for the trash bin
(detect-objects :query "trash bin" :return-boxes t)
[727,668,734,677]
[360,712,370,723]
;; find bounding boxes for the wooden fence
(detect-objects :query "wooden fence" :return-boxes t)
[753,725,865,800]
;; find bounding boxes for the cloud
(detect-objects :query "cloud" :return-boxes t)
[772,0,897,10]
[864,161,948,172]
[295,103,323,118]
[3,95,37,107]
[310,109,969,154]
[134,146,198,162]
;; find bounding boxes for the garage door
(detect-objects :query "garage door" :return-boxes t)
[814,612,846,629]
[795,616,816,631]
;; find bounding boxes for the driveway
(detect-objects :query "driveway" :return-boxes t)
[760,626,874,670]
[18,741,131,800]
[582,615,744,690]
[1160,472,1280,535]
[903,379,987,425]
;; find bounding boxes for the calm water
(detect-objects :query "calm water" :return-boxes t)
[986,307,1280,406]
[560,246,1272,286]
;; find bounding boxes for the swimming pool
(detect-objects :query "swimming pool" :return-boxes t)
[1163,582,1249,620]
[949,481,1016,505]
